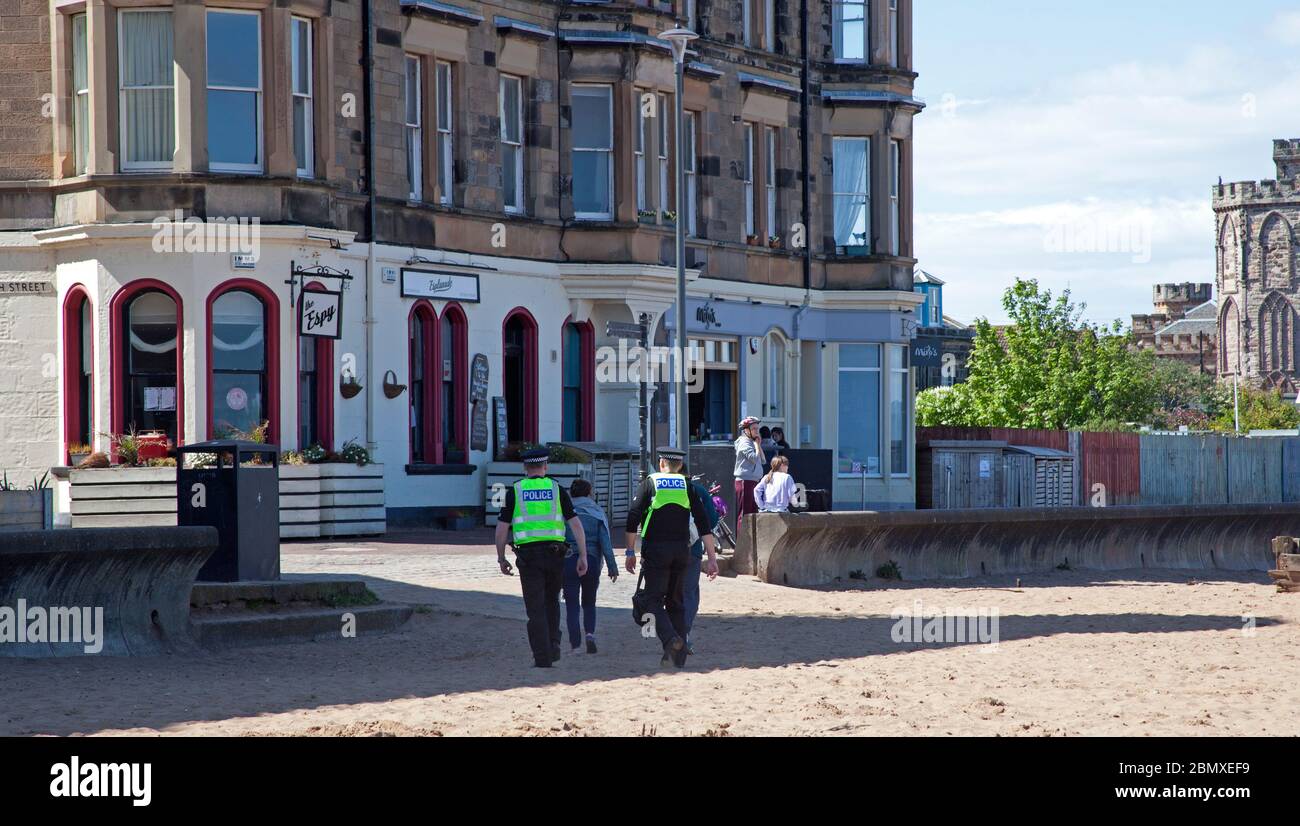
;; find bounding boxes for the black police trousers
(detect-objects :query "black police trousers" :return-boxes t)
[641,540,689,646]
[515,542,566,666]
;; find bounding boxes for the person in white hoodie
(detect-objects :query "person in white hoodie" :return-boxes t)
[754,455,797,513]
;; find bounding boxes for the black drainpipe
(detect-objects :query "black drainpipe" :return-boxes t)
[362,0,377,246]
[799,0,811,295]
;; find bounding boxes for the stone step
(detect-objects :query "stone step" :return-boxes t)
[191,604,413,649]
[191,578,372,609]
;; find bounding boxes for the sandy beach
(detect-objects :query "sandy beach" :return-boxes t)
[2,529,1298,737]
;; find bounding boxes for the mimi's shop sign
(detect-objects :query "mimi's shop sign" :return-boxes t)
[0,281,54,295]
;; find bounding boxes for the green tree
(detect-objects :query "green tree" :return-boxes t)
[934,279,1158,429]
[1210,385,1300,432]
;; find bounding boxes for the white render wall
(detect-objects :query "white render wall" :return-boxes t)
[0,234,59,480]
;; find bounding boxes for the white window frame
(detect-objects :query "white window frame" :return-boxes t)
[118,7,174,173]
[634,89,646,212]
[930,291,941,325]
[72,13,89,176]
[763,331,786,421]
[832,0,869,62]
[206,8,263,174]
[743,122,755,238]
[657,93,670,214]
[888,342,909,476]
[571,83,614,221]
[291,16,314,179]
[765,126,777,240]
[404,55,422,201]
[837,343,882,479]
[500,73,525,214]
[684,110,698,237]
[436,61,454,205]
[833,136,871,249]
[890,139,901,255]
[743,0,753,48]
[765,0,776,51]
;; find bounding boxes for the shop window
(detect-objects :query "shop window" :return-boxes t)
[571,85,614,220]
[63,287,94,455]
[118,8,175,171]
[502,308,538,445]
[889,343,908,474]
[209,284,277,441]
[291,16,314,178]
[298,284,333,451]
[409,303,434,463]
[114,283,182,444]
[206,9,263,173]
[837,343,881,476]
[688,336,738,442]
[833,136,871,249]
[440,304,468,462]
[562,320,595,442]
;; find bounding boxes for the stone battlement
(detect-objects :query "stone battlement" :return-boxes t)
[1214,176,1300,207]
[1276,138,1300,180]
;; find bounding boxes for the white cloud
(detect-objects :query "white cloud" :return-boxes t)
[1273,11,1300,45]
[914,41,1300,325]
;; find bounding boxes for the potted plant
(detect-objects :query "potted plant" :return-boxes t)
[661,210,677,225]
[746,234,762,246]
[638,209,658,223]
[768,235,782,249]
[67,443,93,467]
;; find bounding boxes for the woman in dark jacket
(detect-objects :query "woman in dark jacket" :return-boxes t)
[563,480,618,653]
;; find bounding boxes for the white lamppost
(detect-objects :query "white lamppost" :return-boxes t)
[659,26,698,452]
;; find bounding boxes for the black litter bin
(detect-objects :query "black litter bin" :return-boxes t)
[176,440,280,582]
[800,489,831,513]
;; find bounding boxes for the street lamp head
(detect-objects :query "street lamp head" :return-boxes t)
[658,27,698,65]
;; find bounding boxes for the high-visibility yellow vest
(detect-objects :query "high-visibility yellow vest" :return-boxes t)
[511,477,566,545]
[640,472,690,535]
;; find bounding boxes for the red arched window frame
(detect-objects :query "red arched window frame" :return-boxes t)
[440,302,470,461]
[206,278,280,442]
[110,279,185,445]
[297,280,335,450]
[62,284,94,460]
[409,300,438,464]
[502,306,539,445]
[561,315,596,442]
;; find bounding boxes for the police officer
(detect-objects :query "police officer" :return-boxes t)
[495,448,588,668]
[624,448,718,668]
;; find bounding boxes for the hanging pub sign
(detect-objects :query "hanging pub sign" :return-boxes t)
[299,289,343,339]
[400,269,481,303]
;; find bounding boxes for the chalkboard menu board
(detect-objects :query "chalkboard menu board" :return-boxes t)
[470,353,489,402]
[492,396,509,459]
[470,401,489,452]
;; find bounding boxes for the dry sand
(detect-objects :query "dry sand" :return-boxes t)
[2,530,1298,737]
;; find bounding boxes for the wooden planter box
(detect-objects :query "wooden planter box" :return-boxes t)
[67,464,386,539]
[0,489,53,531]
[484,462,586,526]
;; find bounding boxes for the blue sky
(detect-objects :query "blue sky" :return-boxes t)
[913,1,1300,326]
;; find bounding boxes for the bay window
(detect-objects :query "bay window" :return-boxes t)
[833,137,871,249]
[743,122,755,238]
[72,14,89,175]
[890,0,900,67]
[890,139,902,255]
[571,85,614,220]
[500,74,524,213]
[765,127,778,240]
[436,61,454,204]
[404,55,422,200]
[206,9,263,173]
[658,93,670,213]
[292,16,314,178]
[634,89,646,212]
[837,343,881,476]
[832,0,868,61]
[684,111,698,237]
[118,9,174,171]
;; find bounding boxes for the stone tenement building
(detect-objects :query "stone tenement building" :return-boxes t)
[1214,139,1300,394]
[1130,282,1217,376]
[0,0,924,521]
